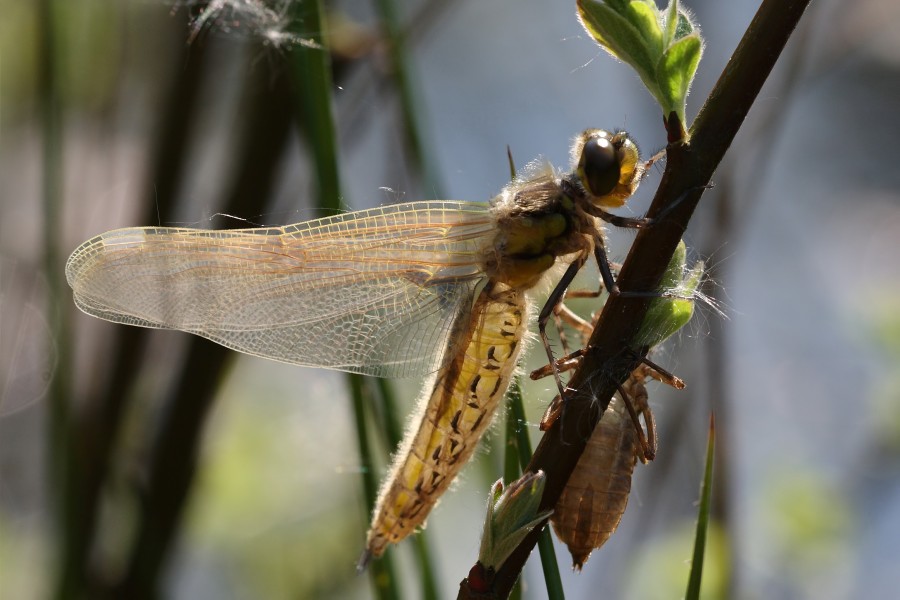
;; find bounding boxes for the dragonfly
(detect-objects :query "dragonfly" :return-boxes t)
[66,128,649,563]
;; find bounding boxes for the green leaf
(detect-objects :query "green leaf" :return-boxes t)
[675,9,697,38]
[657,33,703,122]
[478,472,554,571]
[640,296,695,348]
[635,240,704,348]
[664,0,679,46]
[625,1,664,58]
[578,2,657,83]
[603,0,632,11]
[658,237,687,290]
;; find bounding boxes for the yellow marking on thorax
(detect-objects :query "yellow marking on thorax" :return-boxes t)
[365,282,527,557]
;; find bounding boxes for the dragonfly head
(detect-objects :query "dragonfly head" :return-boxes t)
[571,129,644,209]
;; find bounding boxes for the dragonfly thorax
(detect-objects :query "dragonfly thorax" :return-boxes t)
[484,129,643,291]
[486,173,594,290]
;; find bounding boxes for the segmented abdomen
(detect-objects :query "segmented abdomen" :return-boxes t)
[550,369,652,569]
[365,282,527,558]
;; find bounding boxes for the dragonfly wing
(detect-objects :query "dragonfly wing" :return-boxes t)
[66,201,495,378]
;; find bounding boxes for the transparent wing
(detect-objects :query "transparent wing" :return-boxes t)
[66,201,496,378]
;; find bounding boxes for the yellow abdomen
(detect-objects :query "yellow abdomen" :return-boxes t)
[365,282,527,558]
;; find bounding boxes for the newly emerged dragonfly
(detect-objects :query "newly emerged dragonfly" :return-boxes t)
[66,129,648,562]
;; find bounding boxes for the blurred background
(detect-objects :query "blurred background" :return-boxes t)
[2,0,900,598]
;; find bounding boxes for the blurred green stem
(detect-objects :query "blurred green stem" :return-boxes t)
[288,1,408,597]
[288,0,341,214]
[37,1,78,598]
[374,0,443,194]
[73,18,207,599]
[114,57,296,600]
[349,376,401,600]
[686,413,716,599]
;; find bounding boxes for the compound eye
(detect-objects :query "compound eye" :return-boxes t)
[582,136,621,197]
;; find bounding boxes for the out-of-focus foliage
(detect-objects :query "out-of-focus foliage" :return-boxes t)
[0,516,48,600]
[191,384,365,598]
[758,472,855,598]
[867,302,900,456]
[626,521,729,600]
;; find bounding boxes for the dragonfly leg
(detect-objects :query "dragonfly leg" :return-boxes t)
[533,304,687,390]
[595,241,696,303]
[534,256,627,381]
[594,211,654,229]
[590,184,713,230]
[593,239,620,298]
[594,240,660,299]
[530,347,587,381]
[538,253,590,399]
[556,258,622,302]
[551,301,598,365]
[617,382,657,462]
[553,306,576,361]
[637,353,686,389]
[643,148,667,172]
[533,347,685,396]
[539,394,563,431]
[550,255,624,361]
